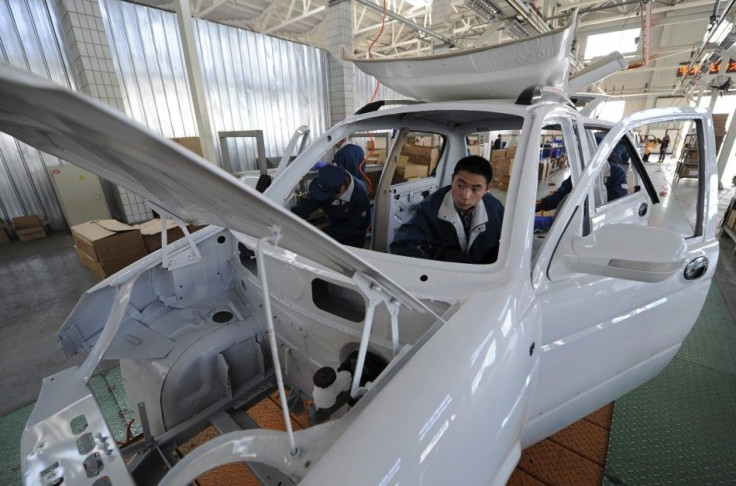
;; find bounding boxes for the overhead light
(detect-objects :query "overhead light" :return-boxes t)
[505,18,529,38]
[464,0,503,22]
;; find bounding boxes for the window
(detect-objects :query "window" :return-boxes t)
[584,28,640,60]
[391,132,444,184]
[588,119,705,239]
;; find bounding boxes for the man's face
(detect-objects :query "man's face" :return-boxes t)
[451,170,491,211]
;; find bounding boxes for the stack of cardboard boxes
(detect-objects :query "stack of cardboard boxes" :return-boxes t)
[491,145,516,190]
[394,142,440,182]
[72,220,147,281]
[137,218,186,253]
[12,215,50,242]
[726,198,736,232]
[365,139,387,165]
[71,218,206,280]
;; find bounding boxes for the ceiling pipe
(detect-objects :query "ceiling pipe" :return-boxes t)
[545,0,643,21]
[626,0,651,69]
[673,0,736,93]
[353,0,454,47]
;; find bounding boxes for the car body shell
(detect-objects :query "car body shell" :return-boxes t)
[0,44,719,486]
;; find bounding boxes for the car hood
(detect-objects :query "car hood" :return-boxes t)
[0,67,430,314]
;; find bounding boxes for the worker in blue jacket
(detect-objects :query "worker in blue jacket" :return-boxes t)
[334,142,365,179]
[536,157,628,212]
[291,165,370,248]
[391,156,504,264]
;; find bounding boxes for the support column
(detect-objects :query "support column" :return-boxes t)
[715,101,736,188]
[174,0,219,164]
[56,0,151,224]
[326,0,355,124]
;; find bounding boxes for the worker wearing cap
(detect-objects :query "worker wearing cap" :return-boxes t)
[291,165,370,248]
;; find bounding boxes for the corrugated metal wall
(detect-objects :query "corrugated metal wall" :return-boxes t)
[0,0,330,234]
[102,0,330,172]
[0,0,73,231]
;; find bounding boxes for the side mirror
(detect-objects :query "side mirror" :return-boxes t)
[551,224,686,282]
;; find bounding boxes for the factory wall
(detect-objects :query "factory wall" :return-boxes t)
[0,0,331,231]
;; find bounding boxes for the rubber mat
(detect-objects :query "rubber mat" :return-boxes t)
[512,404,612,485]
[604,282,736,485]
[0,404,32,486]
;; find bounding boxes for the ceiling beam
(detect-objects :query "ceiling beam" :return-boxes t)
[263,5,326,34]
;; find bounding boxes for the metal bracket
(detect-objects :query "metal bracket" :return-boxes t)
[350,272,403,398]
[147,202,201,270]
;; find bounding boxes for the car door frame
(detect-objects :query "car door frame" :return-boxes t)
[522,107,719,446]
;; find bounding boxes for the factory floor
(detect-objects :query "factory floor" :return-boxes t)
[1,158,735,485]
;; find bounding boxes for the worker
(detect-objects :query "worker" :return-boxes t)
[659,134,670,162]
[536,157,628,212]
[334,142,365,179]
[291,165,370,248]
[493,134,503,150]
[390,155,504,264]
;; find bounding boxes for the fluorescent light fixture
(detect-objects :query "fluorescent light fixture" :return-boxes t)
[505,18,529,38]
[464,0,503,22]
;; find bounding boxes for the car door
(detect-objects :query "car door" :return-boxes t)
[522,107,718,445]
[372,129,448,252]
[580,124,657,229]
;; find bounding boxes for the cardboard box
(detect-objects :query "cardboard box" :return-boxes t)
[413,136,434,147]
[727,208,736,230]
[369,149,387,165]
[506,145,517,158]
[396,162,429,179]
[538,160,549,181]
[468,144,483,156]
[137,219,186,253]
[171,137,203,157]
[12,215,48,242]
[74,246,107,281]
[494,175,510,191]
[401,144,439,167]
[74,245,147,281]
[491,149,506,159]
[492,158,513,177]
[72,219,145,261]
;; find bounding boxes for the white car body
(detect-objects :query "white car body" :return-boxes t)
[1,17,719,485]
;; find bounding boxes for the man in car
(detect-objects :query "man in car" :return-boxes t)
[536,155,628,212]
[390,155,504,264]
[291,165,370,248]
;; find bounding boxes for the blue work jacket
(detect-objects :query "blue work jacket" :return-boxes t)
[390,186,504,264]
[291,176,370,248]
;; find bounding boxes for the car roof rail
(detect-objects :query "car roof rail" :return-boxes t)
[354,99,424,115]
[516,85,575,108]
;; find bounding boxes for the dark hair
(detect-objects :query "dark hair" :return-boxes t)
[453,155,493,183]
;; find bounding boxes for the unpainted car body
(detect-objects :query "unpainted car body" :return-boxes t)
[0,16,720,486]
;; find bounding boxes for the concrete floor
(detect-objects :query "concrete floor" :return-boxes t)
[0,233,96,416]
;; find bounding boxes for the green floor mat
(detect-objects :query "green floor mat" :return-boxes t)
[0,366,139,486]
[0,404,32,486]
[604,283,736,485]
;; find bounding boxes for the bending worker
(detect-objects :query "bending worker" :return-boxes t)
[334,142,365,179]
[291,165,370,248]
[391,155,504,264]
